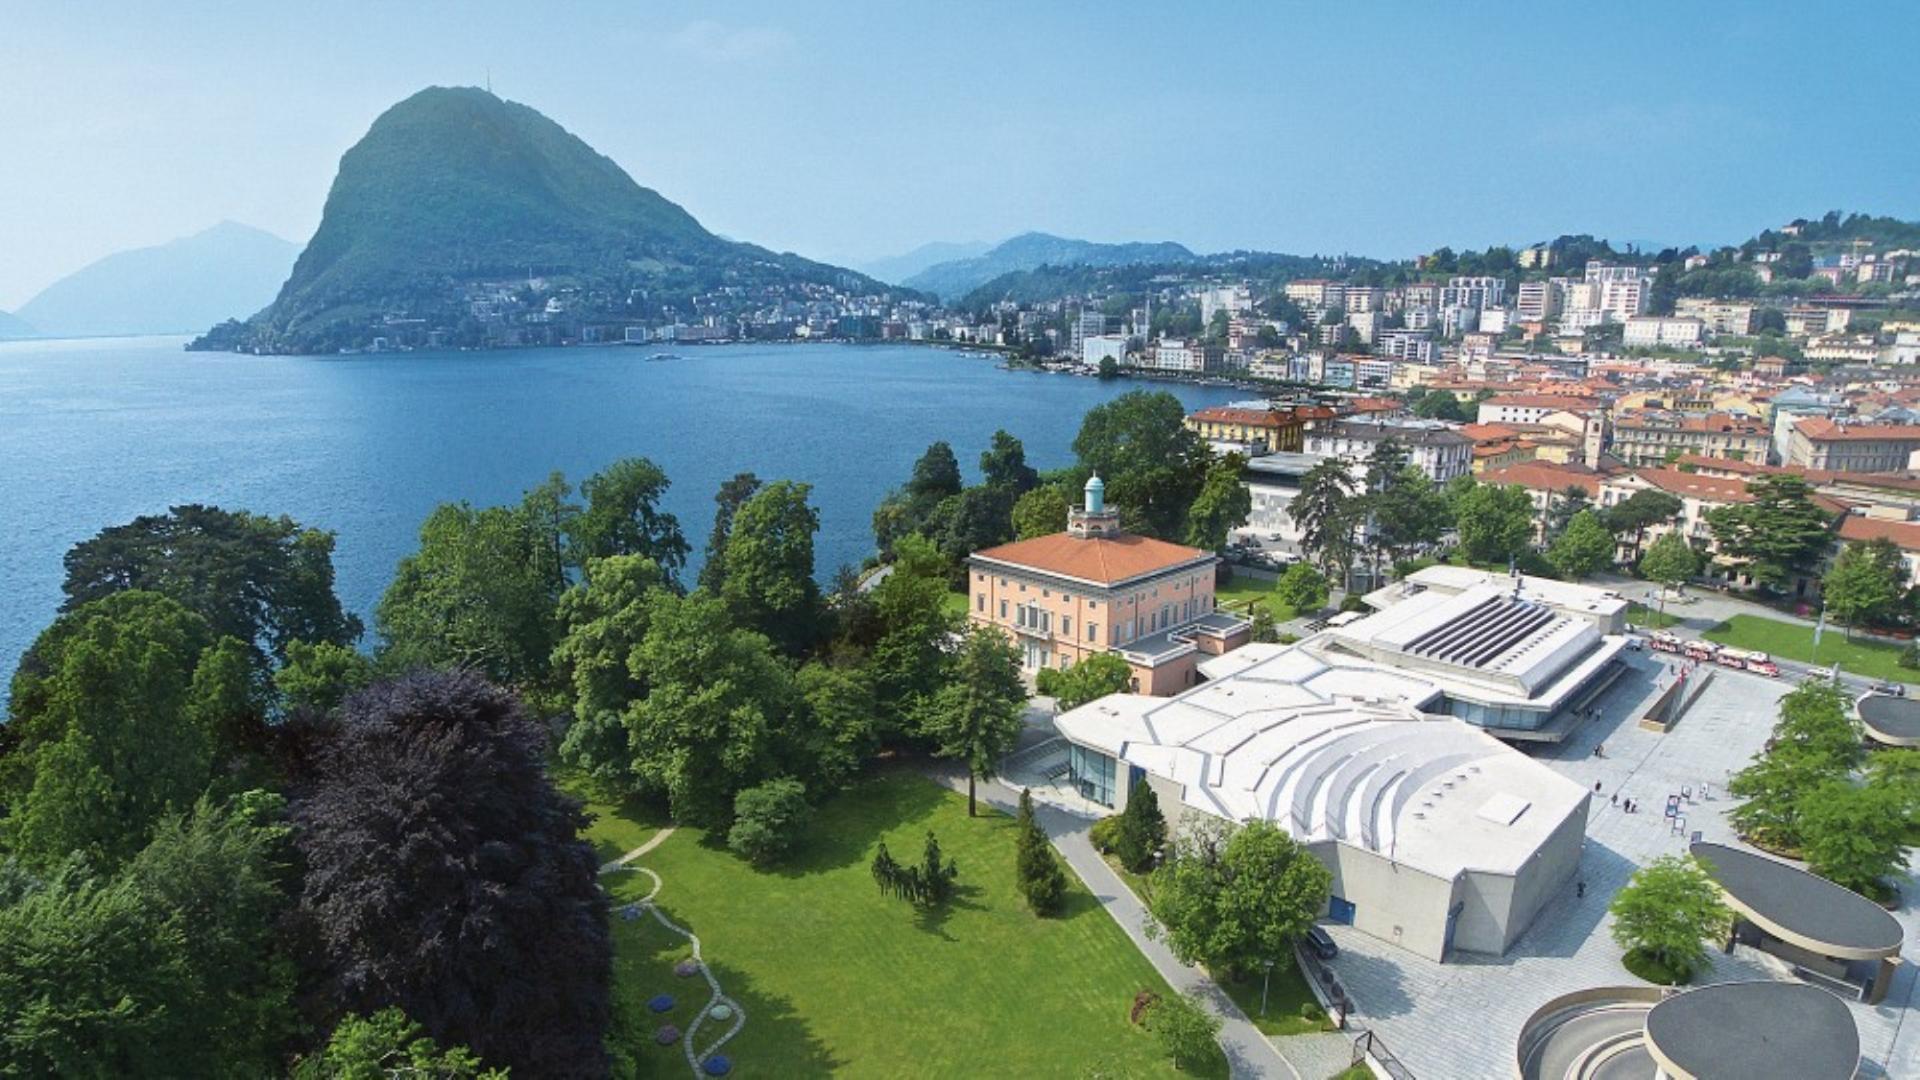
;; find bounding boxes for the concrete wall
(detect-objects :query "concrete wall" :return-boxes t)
[1312,839,1457,962]
[1454,795,1590,956]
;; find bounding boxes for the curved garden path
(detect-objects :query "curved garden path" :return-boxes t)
[601,828,746,1077]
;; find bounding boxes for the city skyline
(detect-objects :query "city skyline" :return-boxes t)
[4,1,1919,309]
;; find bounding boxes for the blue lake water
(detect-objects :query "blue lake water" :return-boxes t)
[0,336,1243,683]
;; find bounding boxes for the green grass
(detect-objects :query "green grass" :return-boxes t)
[1215,576,1299,621]
[942,589,970,618]
[599,772,1224,1078]
[1329,1066,1375,1080]
[557,773,674,864]
[1624,602,1682,630]
[1622,947,1693,986]
[1703,614,1919,684]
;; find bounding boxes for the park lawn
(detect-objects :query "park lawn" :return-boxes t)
[600,771,1224,1079]
[1215,576,1298,621]
[1703,614,1919,684]
[557,772,675,865]
[1624,602,1682,630]
[942,588,970,619]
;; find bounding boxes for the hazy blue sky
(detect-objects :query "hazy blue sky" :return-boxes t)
[3,1,1917,308]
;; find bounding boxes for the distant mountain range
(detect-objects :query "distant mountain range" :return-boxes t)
[16,222,298,338]
[903,232,1198,300]
[192,87,896,355]
[854,240,992,285]
[0,309,36,340]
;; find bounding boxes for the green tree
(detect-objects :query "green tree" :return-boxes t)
[1015,788,1068,916]
[1273,562,1330,614]
[59,504,361,663]
[1603,489,1684,554]
[1771,680,1864,767]
[627,591,795,826]
[1823,538,1904,638]
[294,1008,503,1080]
[0,793,297,1077]
[1097,355,1120,379]
[1728,746,1851,851]
[792,661,880,794]
[566,457,689,575]
[549,554,670,793]
[980,429,1039,493]
[1146,818,1332,978]
[1705,474,1835,591]
[922,626,1027,816]
[1412,392,1468,422]
[1799,780,1912,897]
[1452,482,1535,566]
[720,480,822,655]
[1638,531,1700,615]
[1548,510,1617,580]
[910,441,965,505]
[3,595,217,869]
[1289,458,1360,585]
[1367,465,1450,576]
[1072,391,1210,540]
[1185,453,1252,552]
[1035,652,1133,711]
[1012,484,1071,540]
[375,498,565,688]
[696,472,762,594]
[275,639,376,715]
[924,485,1017,565]
[1543,485,1593,542]
[1113,778,1167,874]
[1147,992,1222,1073]
[1608,855,1732,984]
[727,779,813,866]
[867,534,962,731]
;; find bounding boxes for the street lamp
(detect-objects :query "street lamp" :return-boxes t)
[1260,957,1276,1017]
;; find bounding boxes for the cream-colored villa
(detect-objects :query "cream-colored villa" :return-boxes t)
[966,475,1251,696]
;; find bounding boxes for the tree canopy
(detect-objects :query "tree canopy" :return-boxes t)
[1823,538,1904,637]
[1608,855,1731,983]
[719,480,822,654]
[1072,391,1210,540]
[567,457,689,575]
[59,504,361,663]
[1146,818,1331,979]
[1548,509,1616,580]
[1705,475,1834,591]
[922,626,1027,816]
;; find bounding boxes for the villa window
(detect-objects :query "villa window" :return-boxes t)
[1062,617,1072,637]
[999,600,1008,619]
[1088,623,1099,642]
[976,593,985,612]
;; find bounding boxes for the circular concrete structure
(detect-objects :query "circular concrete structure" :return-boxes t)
[1644,981,1858,1079]
[1515,986,1662,1080]
[1857,692,1920,747]
[1690,842,1903,961]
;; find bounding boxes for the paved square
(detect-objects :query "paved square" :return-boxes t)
[1320,654,1920,1079]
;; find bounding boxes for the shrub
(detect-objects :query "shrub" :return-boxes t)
[1338,594,1369,614]
[1015,789,1069,916]
[1112,780,1167,874]
[1089,815,1123,854]
[727,779,812,866]
[1147,992,1221,1071]
[1902,642,1920,670]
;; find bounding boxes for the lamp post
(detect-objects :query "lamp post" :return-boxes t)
[1260,957,1276,1017]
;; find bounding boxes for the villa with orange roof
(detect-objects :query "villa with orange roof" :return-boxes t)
[966,476,1251,695]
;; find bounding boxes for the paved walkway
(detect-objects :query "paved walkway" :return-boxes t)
[599,826,676,873]
[921,764,1305,1080]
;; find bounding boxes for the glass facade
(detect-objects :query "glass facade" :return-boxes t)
[1069,744,1117,807]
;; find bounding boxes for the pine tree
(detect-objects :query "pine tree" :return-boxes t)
[1114,778,1167,873]
[1015,789,1068,915]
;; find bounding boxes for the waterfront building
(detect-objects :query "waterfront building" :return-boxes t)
[1183,403,1330,454]
[966,476,1250,695]
[1304,418,1473,483]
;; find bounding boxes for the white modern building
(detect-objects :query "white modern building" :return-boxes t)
[1052,569,1623,961]
[1081,334,1128,367]
[1622,315,1705,348]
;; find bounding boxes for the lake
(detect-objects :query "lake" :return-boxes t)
[0,336,1243,684]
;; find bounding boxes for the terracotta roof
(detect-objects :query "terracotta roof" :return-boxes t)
[1626,468,1754,503]
[1615,411,1767,435]
[1461,422,1523,442]
[970,532,1213,586]
[1838,516,1920,551]
[1482,393,1601,412]
[1482,461,1602,497]
[1795,417,1920,442]
[1188,406,1293,427]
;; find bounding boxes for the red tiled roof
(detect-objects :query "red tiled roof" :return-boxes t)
[1482,393,1601,412]
[1188,406,1294,427]
[1462,422,1523,442]
[1483,461,1602,497]
[1627,468,1754,503]
[971,532,1213,585]
[1838,516,1920,551]
[1795,417,1920,442]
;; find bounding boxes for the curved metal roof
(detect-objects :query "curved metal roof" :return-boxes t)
[1691,842,1903,959]
[1644,981,1858,1080]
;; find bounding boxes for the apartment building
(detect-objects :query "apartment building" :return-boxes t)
[1611,410,1769,467]
[1146,337,1223,374]
[1377,328,1435,363]
[1784,416,1920,473]
[1622,316,1705,348]
[1516,280,1562,322]
[1304,418,1473,483]
[1673,298,1756,335]
[1477,393,1602,426]
[1183,403,1329,454]
[1284,279,1346,310]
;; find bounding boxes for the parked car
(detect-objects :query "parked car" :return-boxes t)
[1871,682,1908,698]
[1306,925,1338,961]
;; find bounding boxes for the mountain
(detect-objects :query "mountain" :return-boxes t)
[192,87,896,354]
[855,240,991,285]
[0,309,35,340]
[902,232,1197,300]
[18,222,298,338]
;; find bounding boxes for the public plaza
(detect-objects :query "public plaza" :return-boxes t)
[1314,653,1920,1079]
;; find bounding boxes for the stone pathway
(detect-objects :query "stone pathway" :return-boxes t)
[601,827,743,1077]
[922,764,1306,1080]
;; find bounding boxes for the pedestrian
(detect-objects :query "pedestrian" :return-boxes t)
[1576,880,1586,899]
[1594,781,1603,794]
[1611,793,1618,806]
